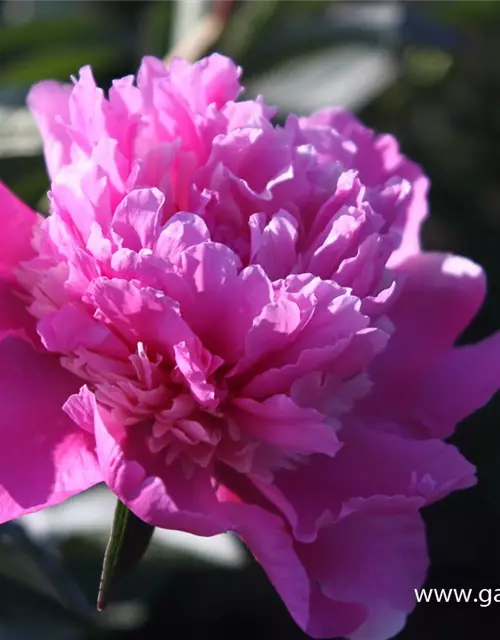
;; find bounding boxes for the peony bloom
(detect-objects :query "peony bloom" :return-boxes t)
[1,54,499,639]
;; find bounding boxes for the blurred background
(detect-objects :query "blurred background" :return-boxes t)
[2,1,500,638]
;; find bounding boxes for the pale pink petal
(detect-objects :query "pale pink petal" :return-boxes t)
[88,277,197,356]
[155,212,210,261]
[173,342,218,409]
[249,209,298,280]
[112,188,165,250]
[176,244,273,358]
[27,80,73,178]
[0,337,101,522]
[37,302,128,358]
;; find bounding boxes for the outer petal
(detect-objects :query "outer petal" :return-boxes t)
[225,500,367,640]
[253,425,474,542]
[0,337,101,522]
[388,252,486,355]
[0,282,39,346]
[27,80,73,178]
[401,333,500,439]
[297,501,428,640]
[0,180,38,280]
[0,181,40,345]
[351,251,500,439]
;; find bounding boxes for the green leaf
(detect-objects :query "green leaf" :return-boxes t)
[97,500,155,611]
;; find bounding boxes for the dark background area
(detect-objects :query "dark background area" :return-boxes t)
[1,1,500,638]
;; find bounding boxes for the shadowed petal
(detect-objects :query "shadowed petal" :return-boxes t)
[298,501,427,640]
[226,500,367,639]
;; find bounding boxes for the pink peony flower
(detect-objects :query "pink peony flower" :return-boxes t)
[1,54,499,638]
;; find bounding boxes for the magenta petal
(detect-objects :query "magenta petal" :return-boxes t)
[0,282,38,346]
[112,188,165,251]
[0,180,38,280]
[0,337,101,522]
[230,502,311,627]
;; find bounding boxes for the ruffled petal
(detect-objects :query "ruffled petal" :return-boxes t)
[93,402,230,535]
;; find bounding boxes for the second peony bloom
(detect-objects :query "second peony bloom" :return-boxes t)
[1,54,500,639]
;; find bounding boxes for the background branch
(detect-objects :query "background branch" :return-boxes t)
[164,0,236,65]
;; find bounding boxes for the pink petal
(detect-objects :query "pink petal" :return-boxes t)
[0,337,101,522]
[249,209,299,280]
[179,53,243,109]
[176,244,273,358]
[38,302,128,359]
[230,396,340,457]
[0,180,38,280]
[155,212,210,261]
[301,108,429,264]
[69,66,107,146]
[88,277,197,357]
[173,342,218,409]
